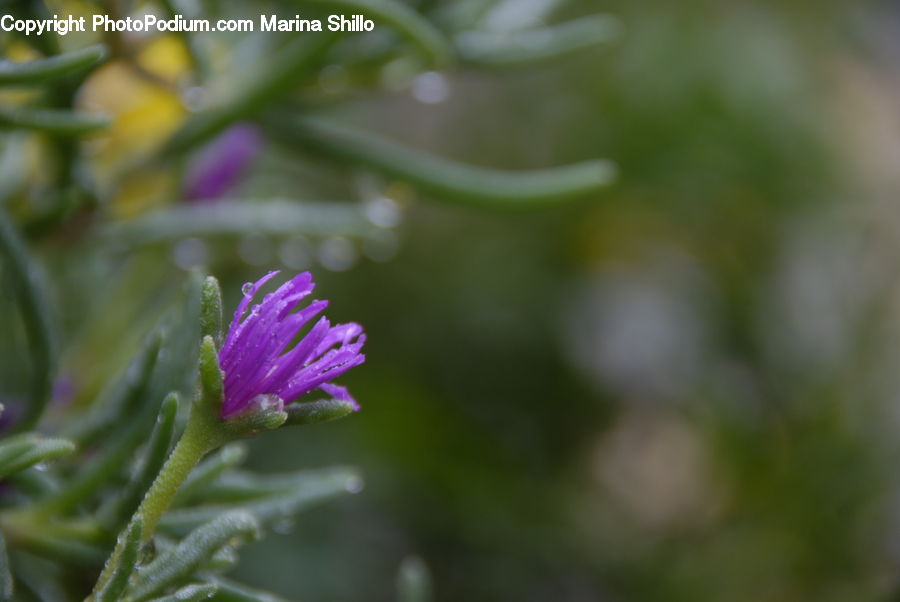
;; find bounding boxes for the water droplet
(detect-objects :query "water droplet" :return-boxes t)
[279,236,313,270]
[317,237,358,272]
[242,282,254,295]
[411,71,450,104]
[250,304,261,315]
[345,475,365,494]
[272,517,295,534]
[364,196,402,228]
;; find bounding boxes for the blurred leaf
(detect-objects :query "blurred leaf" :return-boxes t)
[102,394,179,528]
[100,200,376,248]
[47,412,156,512]
[0,106,110,136]
[290,0,452,66]
[9,551,69,601]
[0,435,39,471]
[0,437,74,477]
[264,115,617,207]
[13,529,107,567]
[63,331,162,446]
[7,466,61,500]
[0,207,57,432]
[0,133,28,200]
[0,44,107,86]
[456,15,622,67]
[161,34,336,156]
[159,467,361,533]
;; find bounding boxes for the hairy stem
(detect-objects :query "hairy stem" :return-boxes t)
[90,402,225,598]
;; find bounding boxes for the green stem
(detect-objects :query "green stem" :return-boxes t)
[90,402,225,597]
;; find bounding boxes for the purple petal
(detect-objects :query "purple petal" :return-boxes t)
[319,383,360,411]
[186,124,265,202]
[217,272,365,418]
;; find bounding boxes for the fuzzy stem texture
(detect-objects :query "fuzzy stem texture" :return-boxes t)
[90,402,225,598]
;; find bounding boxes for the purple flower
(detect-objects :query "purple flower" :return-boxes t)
[218,271,365,419]
[185,124,264,202]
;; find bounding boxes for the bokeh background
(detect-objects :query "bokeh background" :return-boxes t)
[4,0,900,600]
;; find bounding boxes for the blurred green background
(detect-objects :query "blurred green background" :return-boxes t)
[5,0,900,600]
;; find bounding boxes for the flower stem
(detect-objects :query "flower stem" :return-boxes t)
[90,402,225,598]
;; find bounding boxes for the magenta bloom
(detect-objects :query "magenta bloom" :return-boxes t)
[218,271,365,419]
[185,124,264,201]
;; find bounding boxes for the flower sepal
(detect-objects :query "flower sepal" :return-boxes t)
[199,276,224,346]
[198,335,224,416]
[221,394,288,438]
[285,398,359,426]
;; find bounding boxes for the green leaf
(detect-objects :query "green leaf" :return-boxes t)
[204,545,238,572]
[0,207,58,432]
[52,277,203,513]
[145,272,204,409]
[199,277,223,348]
[161,33,337,156]
[0,532,13,602]
[0,44,107,86]
[99,201,376,248]
[145,583,218,601]
[396,556,433,602]
[284,399,358,426]
[62,330,162,446]
[0,435,40,471]
[198,575,289,602]
[287,0,452,66]
[159,467,361,534]
[173,444,247,506]
[95,517,143,602]
[9,551,69,601]
[456,15,622,67]
[13,530,107,567]
[7,466,61,500]
[130,511,259,601]
[43,400,165,513]
[0,134,28,201]
[198,336,224,413]
[0,437,75,477]
[264,115,617,208]
[103,394,179,527]
[0,106,110,136]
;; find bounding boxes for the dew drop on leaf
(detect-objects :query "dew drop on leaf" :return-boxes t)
[272,517,295,535]
[345,475,364,494]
